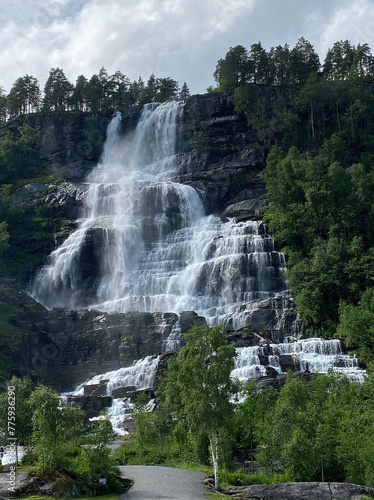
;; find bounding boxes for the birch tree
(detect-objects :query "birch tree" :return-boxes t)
[159,323,237,490]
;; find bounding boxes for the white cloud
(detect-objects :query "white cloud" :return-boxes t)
[1,0,374,95]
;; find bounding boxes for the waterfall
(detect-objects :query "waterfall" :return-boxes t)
[64,355,160,436]
[65,355,160,397]
[233,338,366,383]
[31,101,287,327]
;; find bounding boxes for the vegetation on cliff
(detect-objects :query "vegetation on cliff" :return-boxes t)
[209,39,374,361]
[1,37,374,492]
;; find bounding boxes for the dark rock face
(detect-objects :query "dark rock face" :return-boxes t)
[177,93,264,215]
[3,112,110,181]
[44,182,90,220]
[227,482,374,500]
[11,307,172,392]
[67,395,113,425]
[5,278,206,392]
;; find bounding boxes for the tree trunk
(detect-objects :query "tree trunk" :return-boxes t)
[209,432,220,491]
[336,102,341,132]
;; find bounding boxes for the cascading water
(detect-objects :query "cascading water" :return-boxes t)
[64,356,160,436]
[31,101,287,327]
[232,338,366,383]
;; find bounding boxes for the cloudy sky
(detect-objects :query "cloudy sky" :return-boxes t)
[1,0,374,95]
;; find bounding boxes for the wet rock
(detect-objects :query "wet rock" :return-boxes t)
[111,385,137,398]
[222,199,267,220]
[256,374,287,391]
[66,395,112,425]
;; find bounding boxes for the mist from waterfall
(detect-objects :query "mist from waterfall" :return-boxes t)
[31,101,287,326]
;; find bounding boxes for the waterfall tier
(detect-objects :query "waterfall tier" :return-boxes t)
[232,338,366,383]
[31,101,287,328]
[65,338,365,435]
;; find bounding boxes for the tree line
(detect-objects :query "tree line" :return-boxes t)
[213,38,374,92]
[0,67,190,122]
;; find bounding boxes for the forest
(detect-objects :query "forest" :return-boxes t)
[213,39,374,362]
[1,37,374,495]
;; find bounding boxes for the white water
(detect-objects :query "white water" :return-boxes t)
[66,355,160,397]
[31,101,287,327]
[232,338,366,383]
[65,338,364,435]
[64,355,160,435]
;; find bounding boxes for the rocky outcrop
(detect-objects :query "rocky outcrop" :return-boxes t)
[4,112,110,181]
[178,93,265,215]
[227,481,374,500]
[5,276,206,392]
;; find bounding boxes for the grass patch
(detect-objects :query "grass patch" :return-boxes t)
[219,470,287,487]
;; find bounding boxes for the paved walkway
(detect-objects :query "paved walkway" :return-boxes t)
[119,465,208,499]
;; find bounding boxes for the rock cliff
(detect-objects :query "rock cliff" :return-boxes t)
[3,92,301,392]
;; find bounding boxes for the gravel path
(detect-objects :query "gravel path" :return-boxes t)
[119,465,208,499]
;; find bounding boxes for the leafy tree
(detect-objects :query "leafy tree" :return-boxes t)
[0,86,6,124]
[77,417,118,485]
[108,71,133,108]
[43,68,74,111]
[323,40,356,80]
[289,37,320,89]
[28,384,84,471]
[269,44,291,87]
[71,75,89,111]
[131,77,146,104]
[156,77,179,102]
[159,323,237,490]
[337,288,374,368]
[133,394,159,458]
[143,74,158,103]
[249,42,271,85]
[0,125,40,183]
[0,376,34,445]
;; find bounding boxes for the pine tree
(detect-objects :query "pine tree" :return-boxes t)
[43,68,73,111]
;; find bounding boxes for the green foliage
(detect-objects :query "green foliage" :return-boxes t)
[0,378,120,489]
[261,85,374,333]
[337,288,374,368]
[158,323,237,490]
[214,45,252,91]
[43,68,74,111]
[7,75,40,116]
[29,384,83,472]
[0,376,34,443]
[237,373,374,486]
[0,125,40,184]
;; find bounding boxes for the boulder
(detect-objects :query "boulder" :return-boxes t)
[227,481,374,500]
[222,199,268,220]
